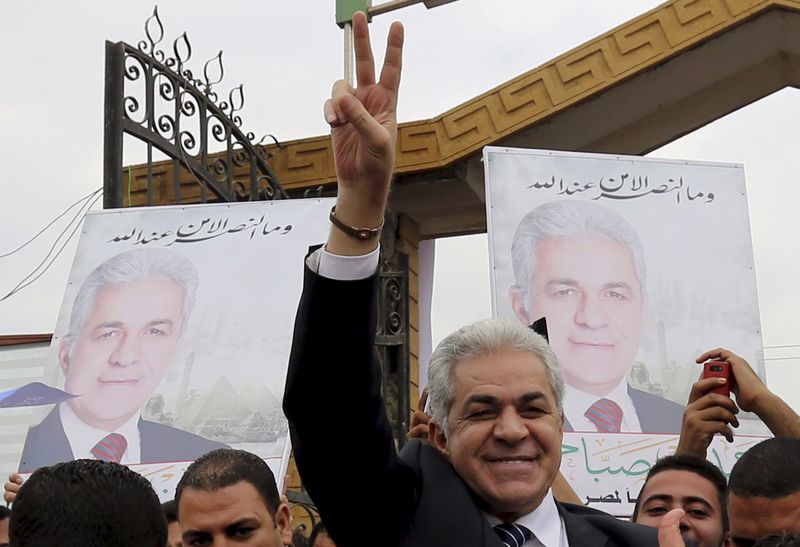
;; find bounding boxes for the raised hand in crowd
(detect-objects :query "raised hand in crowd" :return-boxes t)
[323,10,403,258]
[2,473,21,506]
[407,387,430,441]
[677,348,800,457]
[676,375,740,457]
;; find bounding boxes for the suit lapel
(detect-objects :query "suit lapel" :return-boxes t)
[482,518,506,547]
[627,386,652,432]
[45,406,76,462]
[139,419,155,462]
[557,502,610,547]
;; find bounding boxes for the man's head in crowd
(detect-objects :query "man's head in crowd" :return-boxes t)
[162,500,182,547]
[0,506,10,547]
[59,248,198,431]
[8,459,166,547]
[309,521,336,547]
[727,437,800,546]
[427,317,565,519]
[509,200,645,396]
[633,454,727,547]
[175,449,292,546]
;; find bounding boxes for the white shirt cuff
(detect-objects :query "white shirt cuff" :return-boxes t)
[308,245,380,281]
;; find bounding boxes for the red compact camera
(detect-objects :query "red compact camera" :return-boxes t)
[702,360,731,397]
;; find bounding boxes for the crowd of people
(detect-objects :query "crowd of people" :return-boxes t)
[2,11,800,547]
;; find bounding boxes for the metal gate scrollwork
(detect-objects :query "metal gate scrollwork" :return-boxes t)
[376,246,410,450]
[104,6,286,208]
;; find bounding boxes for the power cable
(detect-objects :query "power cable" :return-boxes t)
[0,188,101,259]
[0,192,103,303]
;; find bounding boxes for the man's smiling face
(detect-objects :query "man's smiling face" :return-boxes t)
[635,469,725,547]
[518,236,643,396]
[60,278,185,431]
[431,349,563,521]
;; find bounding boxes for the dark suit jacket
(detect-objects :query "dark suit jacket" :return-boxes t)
[283,260,659,546]
[563,386,685,434]
[18,406,228,472]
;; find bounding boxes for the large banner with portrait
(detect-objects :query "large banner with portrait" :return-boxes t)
[484,147,767,515]
[20,198,333,500]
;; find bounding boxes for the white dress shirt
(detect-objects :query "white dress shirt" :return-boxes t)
[59,402,142,465]
[313,244,380,280]
[562,379,642,433]
[484,490,570,547]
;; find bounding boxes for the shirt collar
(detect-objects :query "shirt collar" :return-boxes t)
[562,379,641,432]
[60,402,141,454]
[484,489,563,547]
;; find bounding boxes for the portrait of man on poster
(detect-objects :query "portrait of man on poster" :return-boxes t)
[19,248,227,472]
[509,199,684,433]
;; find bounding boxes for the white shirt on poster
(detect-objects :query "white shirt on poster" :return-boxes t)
[59,402,142,465]
[562,379,642,433]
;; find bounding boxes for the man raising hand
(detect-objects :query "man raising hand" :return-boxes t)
[323,11,403,259]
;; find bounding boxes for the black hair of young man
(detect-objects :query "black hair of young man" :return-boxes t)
[292,529,310,547]
[9,459,166,547]
[308,521,328,547]
[728,437,800,499]
[0,506,10,520]
[754,535,800,547]
[632,453,729,533]
[162,500,178,524]
[175,448,281,519]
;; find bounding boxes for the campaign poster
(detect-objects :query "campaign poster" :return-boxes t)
[20,198,333,500]
[484,147,767,515]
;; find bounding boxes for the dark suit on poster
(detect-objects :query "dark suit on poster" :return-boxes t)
[283,261,658,547]
[563,387,686,434]
[18,406,228,472]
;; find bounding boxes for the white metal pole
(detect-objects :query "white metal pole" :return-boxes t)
[344,22,355,86]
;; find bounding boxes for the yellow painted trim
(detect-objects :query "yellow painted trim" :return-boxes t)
[265,0,798,190]
[127,0,800,199]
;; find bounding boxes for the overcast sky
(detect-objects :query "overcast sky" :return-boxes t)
[1,1,798,405]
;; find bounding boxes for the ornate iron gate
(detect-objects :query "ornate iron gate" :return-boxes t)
[377,250,410,449]
[103,7,286,208]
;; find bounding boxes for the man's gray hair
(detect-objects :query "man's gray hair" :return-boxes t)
[510,200,646,308]
[64,248,199,352]
[427,317,564,437]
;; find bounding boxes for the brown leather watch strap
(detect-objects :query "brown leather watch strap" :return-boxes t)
[329,206,384,241]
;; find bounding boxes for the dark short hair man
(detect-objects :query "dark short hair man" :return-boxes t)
[283,12,658,546]
[308,522,336,547]
[175,448,292,547]
[726,437,800,546]
[633,454,727,547]
[162,500,182,547]
[660,438,800,547]
[19,248,226,472]
[509,200,684,433]
[8,459,166,547]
